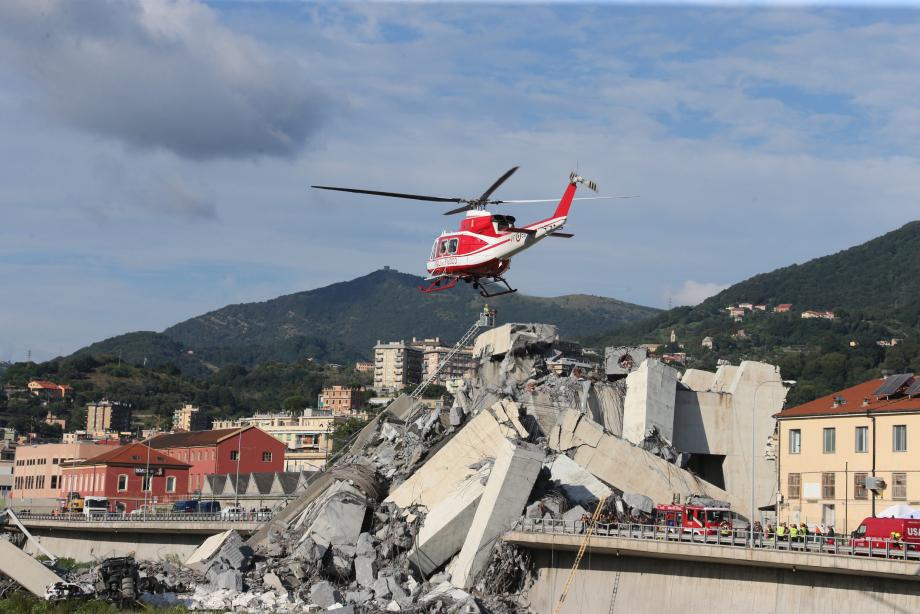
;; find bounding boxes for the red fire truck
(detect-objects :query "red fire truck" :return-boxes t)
[655,499,734,536]
[851,517,920,552]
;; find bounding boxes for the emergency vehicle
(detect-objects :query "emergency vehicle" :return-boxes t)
[851,517,920,552]
[654,498,734,536]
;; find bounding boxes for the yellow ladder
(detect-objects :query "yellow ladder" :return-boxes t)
[554,496,607,614]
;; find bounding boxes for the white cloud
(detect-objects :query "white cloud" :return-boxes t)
[672,281,731,306]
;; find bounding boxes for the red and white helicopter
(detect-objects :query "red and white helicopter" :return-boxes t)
[312,167,622,297]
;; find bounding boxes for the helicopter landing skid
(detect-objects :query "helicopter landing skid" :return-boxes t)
[419,276,460,294]
[475,276,517,298]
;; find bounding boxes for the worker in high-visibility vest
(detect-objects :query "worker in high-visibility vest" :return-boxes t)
[776,523,788,541]
[789,524,799,542]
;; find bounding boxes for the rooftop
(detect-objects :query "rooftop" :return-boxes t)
[776,375,920,419]
[146,427,250,449]
[72,442,189,468]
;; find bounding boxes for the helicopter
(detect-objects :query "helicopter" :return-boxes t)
[312,167,622,297]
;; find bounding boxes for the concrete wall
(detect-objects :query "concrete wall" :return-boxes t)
[622,360,678,445]
[526,549,920,614]
[674,361,787,521]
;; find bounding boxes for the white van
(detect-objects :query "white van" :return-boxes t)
[83,496,110,518]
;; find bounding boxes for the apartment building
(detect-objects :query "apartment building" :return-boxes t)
[373,340,423,394]
[776,375,920,533]
[86,400,132,433]
[419,343,475,386]
[172,404,209,431]
[318,386,363,416]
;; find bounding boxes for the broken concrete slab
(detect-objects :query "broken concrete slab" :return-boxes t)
[263,571,287,595]
[310,580,342,608]
[622,359,678,445]
[622,492,654,515]
[386,401,527,511]
[185,530,235,570]
[303,481,367,552]
[0,539,62,598]
[550,409,739,509]
[451,439,544,589]
[406,464,491,576]
[473,323,557,359]
[355,554,378,588]
[546,454,613,507]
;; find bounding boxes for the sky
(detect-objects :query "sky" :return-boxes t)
[2,1,920,361]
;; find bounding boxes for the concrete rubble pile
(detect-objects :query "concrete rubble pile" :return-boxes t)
[1,323,785,612]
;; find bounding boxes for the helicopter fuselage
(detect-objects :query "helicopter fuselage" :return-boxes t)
[425,181,577,281]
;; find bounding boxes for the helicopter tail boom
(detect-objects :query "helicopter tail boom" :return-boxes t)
[553,173,598,219]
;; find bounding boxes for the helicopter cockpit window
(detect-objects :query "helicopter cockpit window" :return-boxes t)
[439,240,448,256]
[493,215,516,232]
[448,238,459,254]
[431,241,439,259]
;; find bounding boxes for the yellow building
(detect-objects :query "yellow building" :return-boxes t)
[776,375,920,533]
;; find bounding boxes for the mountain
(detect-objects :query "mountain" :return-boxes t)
[73,268,660,371]
[706,220,920,316]
[593,221,920,404]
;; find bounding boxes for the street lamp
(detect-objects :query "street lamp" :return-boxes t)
[750,377,795,548]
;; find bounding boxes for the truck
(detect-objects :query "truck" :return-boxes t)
[83,496,110,518]
[851,517,920,552]
[655,499,734,536]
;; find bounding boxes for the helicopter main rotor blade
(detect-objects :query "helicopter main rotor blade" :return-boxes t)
[496,196,639,204]
[478,166,520,202]
[311,185,463,203]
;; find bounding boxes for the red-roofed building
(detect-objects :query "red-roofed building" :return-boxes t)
[775,375,920,533]
[27,380,73,400]
[773,303,793,313]
[146,427,285,495]
[60,442,190,513]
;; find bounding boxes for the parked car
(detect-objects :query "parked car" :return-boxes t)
[128,504,159,517]
[221,506,244,520]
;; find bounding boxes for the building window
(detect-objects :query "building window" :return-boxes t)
[855,426,868,453]
[789,429,801,454]
[892,473,907,500]
[893,425,907,452]
[788,473,801,499]
[854,472,868,500]
[822,472,835,499]
[117,475,128,491]
[50,475,58,489]
[230,450,239,461]
[823,428,836,454]
[142,475,152,491]
[262,452,272,462]
[165,476,176,493]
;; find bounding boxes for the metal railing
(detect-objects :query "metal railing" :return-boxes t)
[11,511,272,523]
[513,519,920,562]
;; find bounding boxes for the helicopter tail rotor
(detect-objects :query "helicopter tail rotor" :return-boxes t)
[568,172,598,192]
